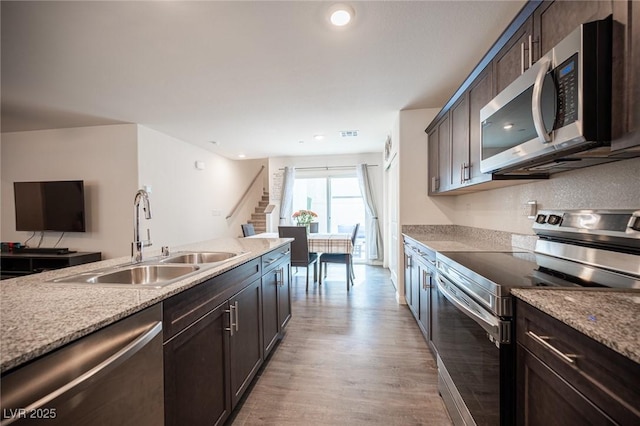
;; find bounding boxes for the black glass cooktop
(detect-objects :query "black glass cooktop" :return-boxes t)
[437,249,615,291]
[438,251,541,290]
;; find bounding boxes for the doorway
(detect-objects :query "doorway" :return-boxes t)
[292,176,366,262]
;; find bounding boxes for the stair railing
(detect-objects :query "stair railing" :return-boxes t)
[226,165,265,220]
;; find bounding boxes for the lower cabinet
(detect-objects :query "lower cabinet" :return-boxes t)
[516,299,640,425]
[164,302,231,426]
[229,278,263,408]
[163,247,292,426]
[262,245,292,358]
[403,237,436,354]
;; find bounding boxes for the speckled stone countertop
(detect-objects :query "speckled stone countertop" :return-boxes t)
[0,236,290,374]
[402,224,536,253]
[512,289,640,364]
[402,225,639,365]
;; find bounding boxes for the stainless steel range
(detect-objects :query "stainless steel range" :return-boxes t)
[433,209,640,426]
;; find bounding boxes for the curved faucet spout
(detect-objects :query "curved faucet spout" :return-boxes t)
[132,189,152,263]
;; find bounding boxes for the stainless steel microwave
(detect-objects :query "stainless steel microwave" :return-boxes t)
[480,16,612,175]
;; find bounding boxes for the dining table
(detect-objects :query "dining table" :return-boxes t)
[247,232,353,254]
[247,232,354,289]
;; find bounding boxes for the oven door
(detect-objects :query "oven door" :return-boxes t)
[433,273,514,426]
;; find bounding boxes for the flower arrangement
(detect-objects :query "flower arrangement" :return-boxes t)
[292,209,317,226]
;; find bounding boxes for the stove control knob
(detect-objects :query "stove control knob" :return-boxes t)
[535,214,547,224]
[547,214,562,225]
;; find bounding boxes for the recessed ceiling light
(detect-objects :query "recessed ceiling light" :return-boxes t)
[238,154,246,158]
[313,134,325,141]
[503,123,514,130]
[329,4,354,27]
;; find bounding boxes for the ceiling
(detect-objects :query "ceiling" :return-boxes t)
[1,1,525,160]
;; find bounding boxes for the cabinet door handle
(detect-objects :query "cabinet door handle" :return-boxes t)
[527,331,576,365]
[521,41,525,74]
[234,301,239,332]
[275,268,283,286]
[225,304,235,336]
[528,34,533,68]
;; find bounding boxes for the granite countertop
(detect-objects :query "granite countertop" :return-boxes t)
[0,236,290,374]
[403,232,516,252]
[512,288,640,364]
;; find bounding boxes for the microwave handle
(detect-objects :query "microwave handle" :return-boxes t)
[531,56,552,144]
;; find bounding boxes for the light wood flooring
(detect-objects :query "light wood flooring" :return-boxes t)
[228,264,453,425]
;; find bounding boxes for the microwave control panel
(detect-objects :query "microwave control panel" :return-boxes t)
[553,53,579,129]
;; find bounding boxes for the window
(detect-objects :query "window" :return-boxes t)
[293,175,366,261]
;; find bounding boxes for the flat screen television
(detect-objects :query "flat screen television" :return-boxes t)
[14,180,86,232]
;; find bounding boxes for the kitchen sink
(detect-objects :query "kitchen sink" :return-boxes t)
[160,251,238,265]
[51,264,201,287]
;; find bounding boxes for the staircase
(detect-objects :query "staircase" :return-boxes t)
[247,191,270,233]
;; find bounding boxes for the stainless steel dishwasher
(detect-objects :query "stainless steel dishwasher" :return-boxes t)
[1,304,164,425]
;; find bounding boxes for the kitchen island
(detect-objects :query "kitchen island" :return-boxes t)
[0,236,290,374]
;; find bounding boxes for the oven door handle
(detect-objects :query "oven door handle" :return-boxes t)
[437,275,510,344]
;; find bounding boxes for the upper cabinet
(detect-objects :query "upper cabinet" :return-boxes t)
[494,17,534,94]
[426,0,638,195]
[533,1,613,60]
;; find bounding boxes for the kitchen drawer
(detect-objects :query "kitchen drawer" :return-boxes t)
[163,258,261,341]
[516,300,640,424]
[261,244,291,276]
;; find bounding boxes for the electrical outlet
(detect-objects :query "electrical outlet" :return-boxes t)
[524,200,537,219]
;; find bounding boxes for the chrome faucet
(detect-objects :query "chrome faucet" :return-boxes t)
[132,189,152,263]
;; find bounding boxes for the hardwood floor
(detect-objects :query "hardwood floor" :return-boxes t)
[228,264,452,425]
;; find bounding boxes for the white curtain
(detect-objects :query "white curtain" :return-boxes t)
[356,163,382,261]
[279,166,295,225]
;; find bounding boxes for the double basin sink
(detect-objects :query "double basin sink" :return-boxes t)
[50,251,241,288]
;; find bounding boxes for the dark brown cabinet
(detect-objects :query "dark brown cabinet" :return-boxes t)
[229,278,263,408]
[494,17,534,94]
[164,302,231,426]
[261,244,292,358]
[467,65,493,184]
[533,0,612,61]
[427,115,451,195]
[405,246,420,318]
[425,0,638,195]
[163,258,263,426]
[516,300,640,425]
[450,95,469,187]
[611,0,640,152]
[403,237,436,355]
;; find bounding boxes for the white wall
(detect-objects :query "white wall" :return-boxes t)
[390,108,448,302]
[1,125,138,258]
[137,126,267,246]
[1,124,268,259]
[399,108,451,225]
[445,156,640,234]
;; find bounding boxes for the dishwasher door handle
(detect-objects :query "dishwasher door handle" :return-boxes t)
[2,321,163,425]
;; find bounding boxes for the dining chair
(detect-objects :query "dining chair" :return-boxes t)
[278,226,318,290]
[319,223,359,289]
[241,223,256,237]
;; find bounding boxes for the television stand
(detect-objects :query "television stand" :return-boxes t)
[14,247,75,255]
[1,251,101,280]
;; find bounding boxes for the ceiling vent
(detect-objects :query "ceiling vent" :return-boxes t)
[340,130,359,138]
